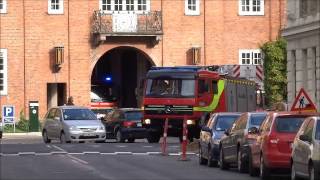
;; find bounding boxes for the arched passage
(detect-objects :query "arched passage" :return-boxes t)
[91,46,154,108]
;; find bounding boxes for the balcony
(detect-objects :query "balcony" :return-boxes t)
[91,10,163,44]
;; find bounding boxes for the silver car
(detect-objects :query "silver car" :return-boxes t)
[42,106,106,143]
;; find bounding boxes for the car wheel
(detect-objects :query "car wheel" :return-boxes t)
[147,134,160,143]
[260,154,270,180]
[95,140,105,143]
[249,152,259,177]
[237,148,246,173]
[207,147,218,167]
[198,144,207,165]
[42,130,51,144]
[60,132,66,144]
[309,164,316,180]
[291,162,301,180]
[128,138,135,143]
[219,147,229,170]
[116,130,125,143]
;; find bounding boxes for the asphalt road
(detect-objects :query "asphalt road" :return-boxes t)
[0,136,287,180]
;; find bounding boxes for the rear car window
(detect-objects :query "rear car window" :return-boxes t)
[316,120,320,140]
[215,115,240,131]
[249,114,267,128]
[275,116,305,133]
[124,111,142,121]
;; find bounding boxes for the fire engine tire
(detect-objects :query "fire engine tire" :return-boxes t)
[116,130,125,143]
[147,134,160,143]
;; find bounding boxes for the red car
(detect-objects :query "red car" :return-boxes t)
[249,112,319,180]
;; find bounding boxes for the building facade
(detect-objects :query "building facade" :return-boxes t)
[282,0,320,111]
[0,0,286,119]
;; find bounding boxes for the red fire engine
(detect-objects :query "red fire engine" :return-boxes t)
[142,66,257,143]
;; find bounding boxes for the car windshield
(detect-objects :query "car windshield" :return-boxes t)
[249,114,267,128]
[63,109,97,120]
[91,109,112,115]
[215,115,240,131]
[145,79,195,97]
[316,120,320,140]
[124,111,142,121]
[275,116,305,133]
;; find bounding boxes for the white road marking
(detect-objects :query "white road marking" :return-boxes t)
[66,154,89,165]
[132,152,149,155]
[68,153,84,155]
[142,146,153,148]
[51,151,68,155]
[83,151,100,155]
[52,145,67,152]
[116,145,127,148]
[100,152,117,155]
[115,152,132,155]
[147,152,162,155]
[18,152,36,156]
[46,145,52,148]
[35,153,52,156]
[168,145,179,148]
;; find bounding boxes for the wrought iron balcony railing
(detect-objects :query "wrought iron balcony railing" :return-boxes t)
[91,10,163,36]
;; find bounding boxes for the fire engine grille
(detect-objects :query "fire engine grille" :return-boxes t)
[144,105,193,115]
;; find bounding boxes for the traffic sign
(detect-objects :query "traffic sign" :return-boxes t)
[290,88,318,112]
[2,105,15,124]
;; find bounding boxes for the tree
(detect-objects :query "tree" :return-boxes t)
[261,38,287,107]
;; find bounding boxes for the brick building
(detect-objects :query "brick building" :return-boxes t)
[0,0,286,119]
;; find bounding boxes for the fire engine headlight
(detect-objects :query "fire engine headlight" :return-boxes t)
[187,120,195,125]
[144,119,151,124]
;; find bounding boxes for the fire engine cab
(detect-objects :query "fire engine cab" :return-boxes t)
[142,66,257,143]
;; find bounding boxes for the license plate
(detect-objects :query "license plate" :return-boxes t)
[137,123,142,127]
[83,133,94,137]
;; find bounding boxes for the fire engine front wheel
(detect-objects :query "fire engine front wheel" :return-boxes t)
[147,134,161,143]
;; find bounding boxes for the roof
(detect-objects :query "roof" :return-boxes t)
[212,112,242,116]
[56,106,90,110]
[267,111,320,116]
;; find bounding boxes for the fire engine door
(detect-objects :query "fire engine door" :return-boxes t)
[197,79,213,107]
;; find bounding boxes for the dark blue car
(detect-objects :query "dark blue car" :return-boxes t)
[199,112,242,167]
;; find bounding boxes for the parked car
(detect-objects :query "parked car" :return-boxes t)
[199,112,242,167]
[291,115,320,180]
[103,108,146,143]
[249,112,319,180]
[42,106,106,143]
[219,112,267,174]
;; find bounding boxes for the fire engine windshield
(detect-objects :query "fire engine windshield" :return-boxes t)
[145,79,195,97]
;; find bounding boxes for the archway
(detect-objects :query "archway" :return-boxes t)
[91,46,154,108]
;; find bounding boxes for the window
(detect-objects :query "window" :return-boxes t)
[101,0,112,11]
[48,0,64,14]
[300,0,319,17]
[0,49,8,95]
[185,0,200,16]
[198,79,209,95]
[239,49,262,65]
[239,0,264,16]
[0,0,7,13]
[126,0,134,11]
[100,0,150,14]
[302,119,314,141]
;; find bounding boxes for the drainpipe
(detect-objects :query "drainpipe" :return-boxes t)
[68,0,71,96]
[203,0,206,66]
[23,0,26,114]
[269,0,272,41]
[161,0,164,67]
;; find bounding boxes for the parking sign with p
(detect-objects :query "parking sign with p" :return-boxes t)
[2,105,15,124]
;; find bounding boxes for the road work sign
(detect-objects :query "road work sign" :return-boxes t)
[290,88,318,112]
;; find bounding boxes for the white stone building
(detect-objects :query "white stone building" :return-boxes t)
[282,0,320,111]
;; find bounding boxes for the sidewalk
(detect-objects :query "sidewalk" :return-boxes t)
[3,132,42,136]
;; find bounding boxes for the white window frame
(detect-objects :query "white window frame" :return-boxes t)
[0,49,8,96]
[48,0,64,15]
[239,0,264,16]
[0,0,7,14]
[185,0,200,16]
[99,0,150,14]
[239,49,263,65]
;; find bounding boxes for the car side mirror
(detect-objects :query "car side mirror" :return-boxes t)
[224,128,230,136]
[248,127,259,134]
[201,126,211,133]
[54,117,61,121]
[299,135,310,142]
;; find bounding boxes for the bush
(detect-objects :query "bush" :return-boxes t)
[16,110,29,132]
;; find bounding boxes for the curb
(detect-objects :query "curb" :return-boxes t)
[3,132,42,136]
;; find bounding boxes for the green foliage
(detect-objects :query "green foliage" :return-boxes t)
[261,38,287,107]
[17,110,29,132]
